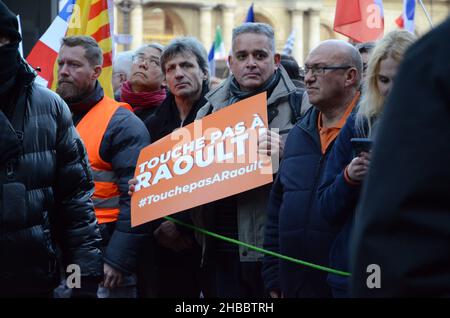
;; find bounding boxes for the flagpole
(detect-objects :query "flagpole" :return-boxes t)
[417,0,434,29]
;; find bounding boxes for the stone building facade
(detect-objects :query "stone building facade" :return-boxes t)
[114,0,450,67]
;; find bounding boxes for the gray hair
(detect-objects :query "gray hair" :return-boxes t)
[113,50,133,77]
[61,35,103,66]
[136,42,164,54]
[232,22,275,53]
[347,45,363,85]
[160,37,209,82]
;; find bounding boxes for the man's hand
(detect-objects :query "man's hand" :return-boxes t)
[258,130,284,162]
[347,151,371,182]
[258,129,284,157]
[101,263,123,289]
[258,130,285,174]
[128,178,137,196]
[153,220,193,252]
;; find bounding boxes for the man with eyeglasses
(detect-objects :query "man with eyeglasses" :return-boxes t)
[55,35,150,298]
[112,50,133,100]
[118,43,166,122]
[263,39,362,297]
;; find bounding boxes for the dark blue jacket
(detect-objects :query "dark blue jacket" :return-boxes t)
[317,113,363,295]
[262,107,339,297]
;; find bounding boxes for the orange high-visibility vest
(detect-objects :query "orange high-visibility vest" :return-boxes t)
[76,96,132,224]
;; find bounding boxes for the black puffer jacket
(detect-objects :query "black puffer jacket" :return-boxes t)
[0,63,103,296]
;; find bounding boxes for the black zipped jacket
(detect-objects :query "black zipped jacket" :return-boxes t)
[0,62,103,296]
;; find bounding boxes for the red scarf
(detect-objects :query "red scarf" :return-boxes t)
[120,81,166,112]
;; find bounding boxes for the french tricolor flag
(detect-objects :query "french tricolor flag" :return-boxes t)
[26,0,75,87]
[396,0,416,33]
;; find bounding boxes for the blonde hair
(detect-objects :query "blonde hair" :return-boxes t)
[356,30,416,136]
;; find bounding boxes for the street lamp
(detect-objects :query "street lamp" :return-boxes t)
[115,0,144,50]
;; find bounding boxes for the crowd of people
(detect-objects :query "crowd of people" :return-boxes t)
[1,0,449,298]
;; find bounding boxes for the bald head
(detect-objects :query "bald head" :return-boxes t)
[307,40,362,84]
[304,40,362,111]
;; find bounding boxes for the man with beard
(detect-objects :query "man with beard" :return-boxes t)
[0,1,102,297]
[56,35,150,298]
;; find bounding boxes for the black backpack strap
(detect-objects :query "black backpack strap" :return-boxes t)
[288,88,305,124]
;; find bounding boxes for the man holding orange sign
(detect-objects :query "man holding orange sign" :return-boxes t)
[132,92,271,227]
[191,23,309,298]
[131,23,308,298]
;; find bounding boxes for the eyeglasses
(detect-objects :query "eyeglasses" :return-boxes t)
[132,54,160,67]
[304,65,353,76]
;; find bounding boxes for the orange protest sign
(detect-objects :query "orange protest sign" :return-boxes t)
[131,92,273,227]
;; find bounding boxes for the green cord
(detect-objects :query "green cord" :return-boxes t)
[164,216,351,277]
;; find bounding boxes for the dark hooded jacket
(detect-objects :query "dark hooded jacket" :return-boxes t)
[0,60,103,296]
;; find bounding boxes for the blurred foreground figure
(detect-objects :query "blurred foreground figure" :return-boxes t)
[350,18,450,297]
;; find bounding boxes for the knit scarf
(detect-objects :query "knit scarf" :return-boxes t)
[229,68,281,105]
[120,81,166,112]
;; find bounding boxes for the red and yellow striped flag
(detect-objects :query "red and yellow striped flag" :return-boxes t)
[49,0,114,97]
